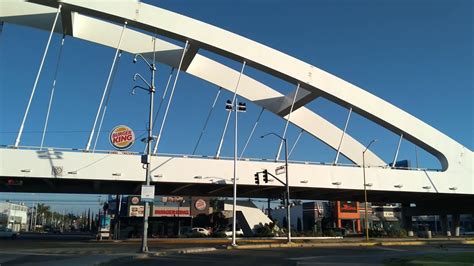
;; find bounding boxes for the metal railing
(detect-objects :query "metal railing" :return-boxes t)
[0,144,439,172]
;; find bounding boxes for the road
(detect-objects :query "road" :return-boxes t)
[104,245,474,266]
[0,234,473,265]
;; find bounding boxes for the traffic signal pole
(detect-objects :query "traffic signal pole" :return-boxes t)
[255,166,291,243]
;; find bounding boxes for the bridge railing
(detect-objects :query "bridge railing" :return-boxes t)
[0,145,439,172]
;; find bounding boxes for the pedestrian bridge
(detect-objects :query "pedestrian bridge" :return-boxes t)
[1,146,472,209]
[0,0,472,208]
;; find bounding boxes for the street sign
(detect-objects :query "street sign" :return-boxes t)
[275,165,286,175]
[141,185,155,203]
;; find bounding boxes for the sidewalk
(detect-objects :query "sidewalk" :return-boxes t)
[227,238,474,250]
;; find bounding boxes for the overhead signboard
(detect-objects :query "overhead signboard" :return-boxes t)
[109,125,135,150]
[141,185,155,203]
[153,206,191,217]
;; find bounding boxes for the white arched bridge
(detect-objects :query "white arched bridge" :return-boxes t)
[0,0,472,211]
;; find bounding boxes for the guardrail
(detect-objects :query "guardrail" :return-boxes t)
[0,145,439,172]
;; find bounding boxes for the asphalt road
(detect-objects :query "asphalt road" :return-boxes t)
[105,245,474,266]
[1,234,473,265]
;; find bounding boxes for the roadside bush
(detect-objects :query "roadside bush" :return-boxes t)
[323,230,336,237]
[368,228,385,238]
[254,222,281,237]
[323,228,346,237]
[387,228,407,238]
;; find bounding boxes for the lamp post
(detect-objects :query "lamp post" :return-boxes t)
[225,99,246,246]
[362,139,377,241]
[132,53,156,253]
[261,132,291,243]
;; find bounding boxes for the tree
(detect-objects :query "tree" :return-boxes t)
[36,203,50,225]
[192,213,210,228]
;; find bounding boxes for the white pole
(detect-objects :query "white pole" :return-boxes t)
[40,35,66,150]
[193,88,222,155]
[232,97,238,246]
[152,68,174,128]
[15,5,62,147]
[392,133,404,167]
[153,41,189,154]
[85,22,127,151]
[216,62,247,158]
[93,51,123,151]
[229,62,246,246]
[239,107,264,159]
[276,83,300,160]
[334,107,353,164]
[288,129,304,159]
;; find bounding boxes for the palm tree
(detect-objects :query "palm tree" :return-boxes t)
[36,203,50,225]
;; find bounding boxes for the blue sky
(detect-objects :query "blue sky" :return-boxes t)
[0,0,472,211]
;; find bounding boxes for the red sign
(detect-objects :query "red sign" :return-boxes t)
[154,209,190,216]
[340,201,357,213]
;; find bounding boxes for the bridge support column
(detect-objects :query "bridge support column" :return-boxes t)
[402,203,413,236]
[440,214,450,236]
[452,214,461,237]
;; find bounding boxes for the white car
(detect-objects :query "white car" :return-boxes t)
[219,228,244,237]
[189,227,210,236]
[0,228,19,239]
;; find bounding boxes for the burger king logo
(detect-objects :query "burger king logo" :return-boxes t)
[131,196,140,205]
[194,199,206,211]
[110,125,135,150]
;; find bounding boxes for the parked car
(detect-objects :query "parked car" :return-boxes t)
[0,227,19,239]
[187,227,210,236]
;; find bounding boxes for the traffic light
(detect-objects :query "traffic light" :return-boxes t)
[254,173,260,185]
[262,169,269,183]
[225,100,233,110]
[237,102,246,112]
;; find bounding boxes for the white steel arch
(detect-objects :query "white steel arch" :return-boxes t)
[0,0,385,166]
[0,0,472,197]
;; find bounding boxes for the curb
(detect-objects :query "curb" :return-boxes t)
[226,240,474,250]
[151,247,218,257]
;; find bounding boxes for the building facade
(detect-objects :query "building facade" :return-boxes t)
[0,201,28,231]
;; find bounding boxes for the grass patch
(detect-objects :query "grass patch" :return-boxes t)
[385,252,474,265]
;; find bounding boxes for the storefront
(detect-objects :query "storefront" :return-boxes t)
[109,196,211,238]
[334,201,361,234]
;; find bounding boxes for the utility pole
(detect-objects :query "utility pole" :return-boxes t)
[132,48,156,253]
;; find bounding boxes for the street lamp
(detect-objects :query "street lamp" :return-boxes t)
[132,52,156,253]
[362,139,377,241]
[261,132,291,244]
[226,99,246,246]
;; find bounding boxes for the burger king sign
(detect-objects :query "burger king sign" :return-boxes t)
[110,125,135,150]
